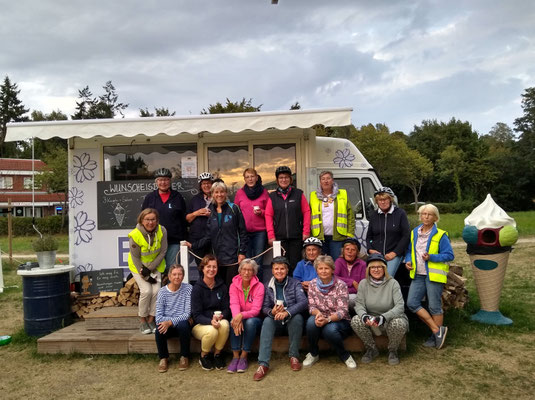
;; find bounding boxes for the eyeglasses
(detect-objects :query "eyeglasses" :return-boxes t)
[143,218,157,222]
[370,266,384,270]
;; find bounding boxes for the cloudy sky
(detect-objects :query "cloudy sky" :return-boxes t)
[2,0,534,135]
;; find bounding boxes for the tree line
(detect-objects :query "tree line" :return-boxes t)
[0,75,533,211]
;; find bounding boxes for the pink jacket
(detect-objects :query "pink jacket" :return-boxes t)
[229,274,265,319]
[334,257,367,294]
[234,187,270,233]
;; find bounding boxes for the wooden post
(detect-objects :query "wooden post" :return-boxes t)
[7,198,12,263]
[273,240,282,258]
[180,242,189,283]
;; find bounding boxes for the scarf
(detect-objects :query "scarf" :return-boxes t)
[316,182,339,202]
[317,276,335,294]
[277,185,291,195]
[243,175,265,200]
[370,277,385,285]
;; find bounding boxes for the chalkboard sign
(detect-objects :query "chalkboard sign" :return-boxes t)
[80,268,124,295]
[97,179,199,230]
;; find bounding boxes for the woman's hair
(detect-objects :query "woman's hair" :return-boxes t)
[314,255,335,271]
[238,258,259,275]
[374,193,394,203]
[418,203,440,222]
[137,208,159,224]
[243,168,258,177]
[319,170,333,179]
[365,260,390,280]
[168,264,185,276]
[210,181,228,198]
[198,254,217,274]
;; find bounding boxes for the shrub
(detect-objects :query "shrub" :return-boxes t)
[32,236,59,252]
[0,216,67,236]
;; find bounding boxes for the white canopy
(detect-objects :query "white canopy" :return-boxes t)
[5,107,352,141]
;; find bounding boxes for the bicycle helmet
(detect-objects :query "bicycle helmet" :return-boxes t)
[373,186,395,198]
[154,168,172,178]
[198,172,214,183]
[303,237,323,248]
[275,166,292,178]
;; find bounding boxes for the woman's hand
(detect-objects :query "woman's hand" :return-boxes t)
[272,304,284,316]
[368,249,380,255]
[405,262,413,271]
[301,281,310,291]
[274,310,289,321]
[231,313,243,331]
[385,252,397,261]
[197,208,210,217]
[158,320,173,334]
[422,252,430,261]
[211,317,221,328]
[352,281,359,291]
[315,313,327,327]
[232,320,244,336]
[238,254,246,264]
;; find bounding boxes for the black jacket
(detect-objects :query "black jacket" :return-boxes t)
[269,188,304,240]
[191,277,231,325]
[141,189,187,244]
[366,206,410,256]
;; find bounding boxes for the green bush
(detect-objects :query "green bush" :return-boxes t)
[32,235,59,252]
[399,200,478,215]
[0,216,67,236]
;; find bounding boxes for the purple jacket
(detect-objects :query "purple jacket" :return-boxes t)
[334,257,366,294]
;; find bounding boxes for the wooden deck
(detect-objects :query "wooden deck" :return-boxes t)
[37,307,405,355]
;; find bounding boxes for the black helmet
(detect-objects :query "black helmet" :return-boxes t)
[275,166,292,178]
[366,253,387,266]
[154,168,172,178]
[342,237,361,251]
[271,256,290,268]
[374,186,395,198]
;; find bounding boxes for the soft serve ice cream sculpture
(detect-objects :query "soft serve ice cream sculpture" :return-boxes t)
[462,194,518,325]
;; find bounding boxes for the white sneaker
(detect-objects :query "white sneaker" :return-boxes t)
[303,353,319,368]
[345,355,357,369]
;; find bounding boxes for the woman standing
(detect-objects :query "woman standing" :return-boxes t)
[351,253,409,365]
[194,181,248,285]
[265,166,311,273]
[334,238,366,309]
[366,187,410,278]
[303,255,356,369]
[405,204,454,349]
[186,172,213,264]
[310,171,355,259]
[228,259,265,373]
[191,255,231,371]
[293,237,322,291]
[128,208,167,334]
[234,168,270,278]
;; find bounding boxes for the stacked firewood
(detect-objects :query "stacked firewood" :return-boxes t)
[71,278,139,318]
[442,264,469,310]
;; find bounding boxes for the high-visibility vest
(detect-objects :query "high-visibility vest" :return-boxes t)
[127,225,166,274]
[310,190,349,237]
[409,228,449,283]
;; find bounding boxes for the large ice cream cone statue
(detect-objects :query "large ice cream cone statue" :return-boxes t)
[463,194,518,325]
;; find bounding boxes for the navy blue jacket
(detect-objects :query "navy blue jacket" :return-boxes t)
[366,206,410,256]
[262,276,307,319]
[191,277,231,325]
[194,201,248,266]
[141,189,187,245]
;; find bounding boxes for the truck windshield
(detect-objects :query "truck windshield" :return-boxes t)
[335,177,377,220]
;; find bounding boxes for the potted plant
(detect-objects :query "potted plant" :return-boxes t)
[32,236,59,269]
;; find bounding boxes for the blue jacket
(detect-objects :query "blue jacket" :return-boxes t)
[366,206,410,256]
[404,224,454,271]
[191,277,231,325]
[187,192,210,241]
[262,276,308,319]
[142,190,186,244]
[293,259,318,282]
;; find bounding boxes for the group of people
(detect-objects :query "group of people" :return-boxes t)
[127,166,455,377]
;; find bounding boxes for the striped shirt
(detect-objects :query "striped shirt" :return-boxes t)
[155,283,192,326]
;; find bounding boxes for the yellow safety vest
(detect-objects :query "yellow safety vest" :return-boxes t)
[410,228,449,283]
[127,225,166,274]
[310,190,349,238]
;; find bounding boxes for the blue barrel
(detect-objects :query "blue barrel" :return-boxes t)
[22,272,73,336]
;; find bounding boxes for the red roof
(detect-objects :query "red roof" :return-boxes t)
[0,158,46,171]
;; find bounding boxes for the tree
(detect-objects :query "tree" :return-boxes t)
[487,122,514,142]
[290,102,301,110]
[201,98,262,114]
[71,86,96,120]
[31,109,68,121]
[139,107,176,117]
[436,145,464,202]
[72,81,128,119]
[0,76,29,156]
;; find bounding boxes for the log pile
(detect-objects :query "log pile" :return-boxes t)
[71,278,139,318]
[442,264,469,310]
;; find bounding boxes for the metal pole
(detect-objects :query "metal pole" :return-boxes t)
[7,198,12,263]
[180,242,189,283]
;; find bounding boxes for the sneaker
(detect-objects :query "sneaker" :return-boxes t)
[434,326,448,350]
[361,347,379,364]
[253,365,269,381]
[290,357,302,371]
[139,322,152,335]
[345,355,357,369]
[199,354,214,371]
[227,358,239,373]
[214,353,225,370]
[388,351,400,365]
[236,358,248,373]
[158,358,168,373]
[303,353,319,368]
[423,334,436,348]
[148,321,157,334]
[178,356,189,371]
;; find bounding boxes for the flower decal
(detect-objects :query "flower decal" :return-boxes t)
[75,263,93,278]
[74,211,96,245]
[333,148,355,168]
[72,153,97,183]
[68,187,84,209]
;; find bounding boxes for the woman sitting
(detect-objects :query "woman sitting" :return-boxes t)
[351,253,409,365]
[293,237,322,291]
[405,204,454,349]
[334,238,366,309]
[128,208,167,334]
[303,255,356,369]
[228,259,265,373]
[155,264,192,373]
[191,255,231,371]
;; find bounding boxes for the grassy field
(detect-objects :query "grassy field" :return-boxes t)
[0,234,69,255]
[0,238,534,399]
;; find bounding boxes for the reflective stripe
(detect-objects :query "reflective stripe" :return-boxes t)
[338,223,347,228]
[428,268,447,276]
[337,213,347,218]
[311,224,321,230]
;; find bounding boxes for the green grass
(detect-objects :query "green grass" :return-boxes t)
[0,234,69,255]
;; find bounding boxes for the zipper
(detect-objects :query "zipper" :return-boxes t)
[383,213,387,254]
[285,201,289,239]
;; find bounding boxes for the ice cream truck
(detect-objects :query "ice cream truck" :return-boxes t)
[6,108,382,278]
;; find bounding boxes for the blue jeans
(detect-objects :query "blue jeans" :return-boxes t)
[155,319,191,359]
[386,256,402,278]
[306,315,352,361]
[407,274,444,315]
[230,317,262,352]
[247,231,267,280]
[322,236,344,260]
[165,243,180,273]
[258,314,304,367]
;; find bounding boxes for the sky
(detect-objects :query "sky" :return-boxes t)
[1,0,534,135]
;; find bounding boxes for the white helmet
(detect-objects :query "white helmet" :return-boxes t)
[198,172,214,183]
[303,237,323,248]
